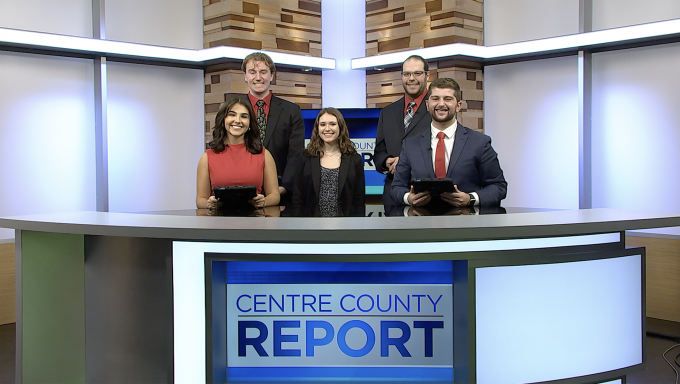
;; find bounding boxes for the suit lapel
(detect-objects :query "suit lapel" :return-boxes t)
[265,95,282,147]
[447,125,467,178]
[389,97,407,139]
[418,131,435,178]
[312,156,321,198]
[338,155,349,194]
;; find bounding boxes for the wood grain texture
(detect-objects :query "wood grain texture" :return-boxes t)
[204,0,322,145]
[365,0,484,132]
[203,67,321,147]
[204,0,321,55]
[366,0,483,56]
[367,63,484,132]
[626,236,680,323]
[0,242,15,325]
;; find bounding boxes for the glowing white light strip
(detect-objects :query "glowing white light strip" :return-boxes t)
[0,27,335,69]
[172,243,207,384]
[171,233,619,383]
[351,18,680,69]
[351,44,485,69]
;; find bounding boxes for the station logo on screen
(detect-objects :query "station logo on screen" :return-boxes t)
[212,260,453,381]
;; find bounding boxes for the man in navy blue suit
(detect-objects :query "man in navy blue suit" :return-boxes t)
[390,78,507,207]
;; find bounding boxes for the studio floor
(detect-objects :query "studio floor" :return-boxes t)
[0,322,678,384]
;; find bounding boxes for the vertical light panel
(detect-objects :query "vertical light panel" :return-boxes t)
[484,57,579,209]
[484,0,578,45]
[104,0,203,49]
[322,0,366,108]
[578,51,593,209]
[106,62,204,213]
[0,0,92,37]
[475,255,642,384]
[578,0,593,209]
[593,0,680,31]
[94,57,109,212]
[591,42,680,236]
[0,52,96,241]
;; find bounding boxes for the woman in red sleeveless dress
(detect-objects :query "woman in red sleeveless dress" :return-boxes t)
[196,97,280,209]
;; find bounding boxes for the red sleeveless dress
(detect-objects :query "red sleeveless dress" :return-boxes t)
[206,143,265,194]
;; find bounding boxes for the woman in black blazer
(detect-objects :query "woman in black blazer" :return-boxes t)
[286,108,365,216]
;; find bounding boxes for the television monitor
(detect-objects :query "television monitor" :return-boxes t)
[209,258,454,382]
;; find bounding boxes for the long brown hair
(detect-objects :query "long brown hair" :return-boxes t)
[307,108,356,157]
[210,97,262,154]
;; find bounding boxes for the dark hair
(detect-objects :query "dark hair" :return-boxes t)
[307,108,356,157]
[428,77,462,102]
[242,52,276,74]
[403,55,429,72]
[210,97,262,154]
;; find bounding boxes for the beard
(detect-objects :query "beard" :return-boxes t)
[404,82,426,99]
[431,107,457,123]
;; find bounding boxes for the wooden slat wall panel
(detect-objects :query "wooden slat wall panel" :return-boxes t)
[626,236,680,323]
[0,242,15,325]
[365,0,485,132]
[204,67,321,147]
[367,60,484,132]
[366,0,483,56]
[204,0,321,55]
[203,0,322,147]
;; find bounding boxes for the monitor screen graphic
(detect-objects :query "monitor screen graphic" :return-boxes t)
[209,259,454,382]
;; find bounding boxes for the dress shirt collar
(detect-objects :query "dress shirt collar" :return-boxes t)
[404,91,428,115]
[431,119,458,140]
[247,92,272,108]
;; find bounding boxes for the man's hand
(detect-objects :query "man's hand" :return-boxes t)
[386,156,400,174]
[407,186,431,206]
[440,185,470,207]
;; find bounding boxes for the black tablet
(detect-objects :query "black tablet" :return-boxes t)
[410,178,455,195]
[213,185,257,208]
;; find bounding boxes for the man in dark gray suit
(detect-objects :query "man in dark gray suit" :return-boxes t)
[374,55,432,205]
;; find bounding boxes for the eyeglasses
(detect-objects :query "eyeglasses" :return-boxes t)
[402,71,426,78]
[401,71,427,78]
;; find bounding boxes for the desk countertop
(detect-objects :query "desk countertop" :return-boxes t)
[2,208,680,242]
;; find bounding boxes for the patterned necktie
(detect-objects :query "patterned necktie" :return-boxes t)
[435,131,447,178]
[255,99,266,143]
[404,100,416,131]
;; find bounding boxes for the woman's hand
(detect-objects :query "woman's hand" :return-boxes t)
[250,194,266,208]
[206,196,220,210]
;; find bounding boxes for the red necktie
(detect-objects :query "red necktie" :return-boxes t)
[435,131,446,178]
